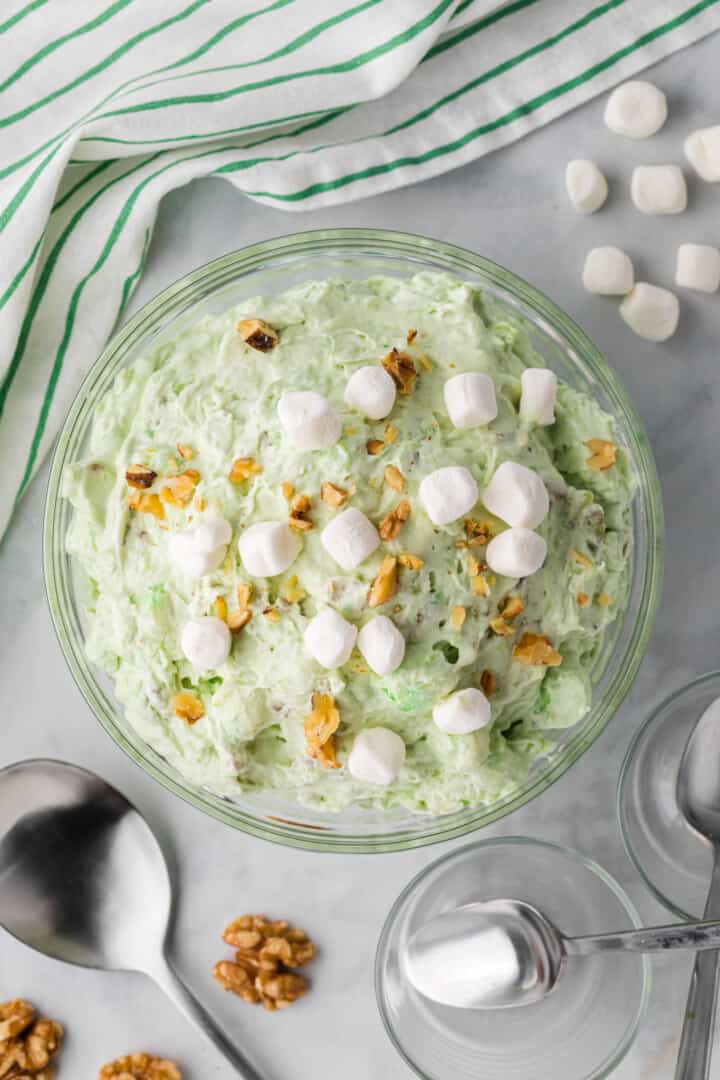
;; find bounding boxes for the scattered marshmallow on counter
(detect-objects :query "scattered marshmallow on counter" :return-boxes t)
[486,527,547,579]
[321,507,380,570]
[419,466,479,526]
[604,80,667,139]
[675,243,720,293]
[347,727,406,785]
[238,521,300,577]
[631,165,687,215]
[168,517,232,578]
[277,390,341,450]
[619,282,679,342]
[482,461,549,529]
[433,688,491,735]
[565,159,608,214]
[582,247,634,296]
[304,608,357,669]
[357,616,406,676]
[181,616,231,669]
[519,368,557,426]
[443,372,498,429]
[684,125,720,182]
[344,365,397,420]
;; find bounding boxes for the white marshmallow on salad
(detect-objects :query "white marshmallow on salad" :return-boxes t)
[582,247,634,296]
[631,165,687,215]
[168,517,232,578]
[180,616,231,669]
[619,283,679,342]
[357,616,406,676]
[684,125,720,182]
[433,688,491,735]
[277,390,341,450]
[443,372,498,429]
[344,365,396,420]
[519,368,557,425]
[565,159,608,214]
[486,527,547,579]
[304,608,357,669]
[675,244,720,293]
[347,727,406,785]
[321,507,380,570]
[238,521,300,577]
[419,466,478,526]
[604,80,667,139]
[482,461,549,529]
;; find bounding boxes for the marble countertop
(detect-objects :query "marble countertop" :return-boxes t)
[2,32,719,1080]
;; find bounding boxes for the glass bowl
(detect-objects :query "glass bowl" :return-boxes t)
[375,837,650,1080]
[43,228,663,853]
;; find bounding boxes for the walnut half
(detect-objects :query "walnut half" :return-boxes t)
[98,1052,182,1079]
[0,999,63,1078]
[214,915,315,1012]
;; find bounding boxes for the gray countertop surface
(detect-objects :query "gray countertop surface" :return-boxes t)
[2,31,719,1080]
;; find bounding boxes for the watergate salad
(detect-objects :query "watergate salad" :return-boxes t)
[63,272,634,814]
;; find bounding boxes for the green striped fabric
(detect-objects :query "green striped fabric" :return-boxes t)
[1,0,718,536]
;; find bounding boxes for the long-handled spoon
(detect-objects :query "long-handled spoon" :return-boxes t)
[405,897,720,1009]
[0,759,265,1079]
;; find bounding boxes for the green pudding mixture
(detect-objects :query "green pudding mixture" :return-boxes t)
[64,273,634,814]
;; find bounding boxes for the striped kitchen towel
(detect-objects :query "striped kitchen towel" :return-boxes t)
[1,0,718,538]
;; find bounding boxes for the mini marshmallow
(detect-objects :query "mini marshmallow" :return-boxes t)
[519,368,557,426]
[357,616,406,676]
[304,608,357,669]
[443,372,498,429]
[168,517,232,578]
[419,466,478,527]
[675,244,720,294]
[321,507,380,570]
[482,461,549,529]
[180,616,231,669]
[433,688,491,735]
[277,391,341,450]
[582,247,634,296]
[347,727,406,785]
[619,283,679,342]
[631,165,687,215]
[684,126,720,182]
[486,527,547,579]
[344,365,396,420]
[604,80,667,139]
[565,159,608,214]
[238,521,300,577]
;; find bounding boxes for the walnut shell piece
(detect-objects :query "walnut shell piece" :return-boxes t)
[236,318,279,352]
[125,465,157,490]
[98,1052,182,1079]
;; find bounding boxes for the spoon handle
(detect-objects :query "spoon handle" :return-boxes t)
[674,853,720,1080]
[151,954,266,1080]
[567,918,720,956]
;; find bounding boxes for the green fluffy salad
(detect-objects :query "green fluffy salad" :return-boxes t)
[63,272,634,815]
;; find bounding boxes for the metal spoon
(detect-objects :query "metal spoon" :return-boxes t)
[405,897,720,1009]
[674,696,720,1080]
[0,759,265,1079]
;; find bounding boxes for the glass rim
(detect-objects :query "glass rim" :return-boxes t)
[43,227,664,853]
[374,835,651,1080]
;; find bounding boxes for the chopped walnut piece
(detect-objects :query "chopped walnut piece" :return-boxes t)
[570,548,592,568]
[98,1052,182,1079]
[489,615,516,637]
[406,328,418,345]
[171,692,204,725]
[281,481,295,501]
[585,438,616,471]
[500,595,524,620]
[214,595,228,621]
[467,554,482,577]
[378,499,410,541]
[193,495,206,512]
[398,552,424,570]
[236,318,279,352]
[281,575,307,604]
[513,633,562,667]
[450,605,466,630]
[320,480,348,508]
[416,352,433,372]
[383,423,399,444]
[472,574,490,597]
[227,609,252,633]
[305,693,340,769]
[368,555,399,608]
[160,468,200,507]
[366,438,385,456]
[464,519,492,547]
[126,464,157,490]
[597,592,611,607]
[480,669,496,697]
[128,491,165,519]
[288,493,313,531]
[577,592,590,607]
[0,1000,63,1078]
[384,465,405,492]
[263,607,281,622]
[237,583,253,609]
[229,457,262,485]
[382,348,417,395]
[176,443,194,460]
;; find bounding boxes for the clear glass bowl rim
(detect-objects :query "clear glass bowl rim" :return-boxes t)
[43,227,664,854]
[374,835,651,1080]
